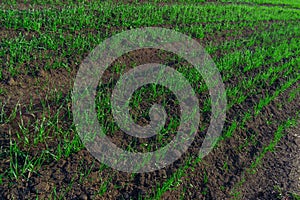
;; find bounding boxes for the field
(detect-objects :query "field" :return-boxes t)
[0,0,300,199]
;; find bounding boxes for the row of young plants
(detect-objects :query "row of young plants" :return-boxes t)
[2,3,299,30]
[1,12,298,80]
[229,111,300,199]
[144,74,299,199]
[2,19,298,190]
[1,1,299,198]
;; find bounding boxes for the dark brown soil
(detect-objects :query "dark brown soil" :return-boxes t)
[238,121,300,199]
[1,46,299,199]
[1,2,299,200]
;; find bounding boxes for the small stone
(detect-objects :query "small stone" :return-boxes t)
[79,194,88,200]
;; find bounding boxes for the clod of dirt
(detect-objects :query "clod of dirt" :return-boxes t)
[8,78,17,86]
[33,182,53,193]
